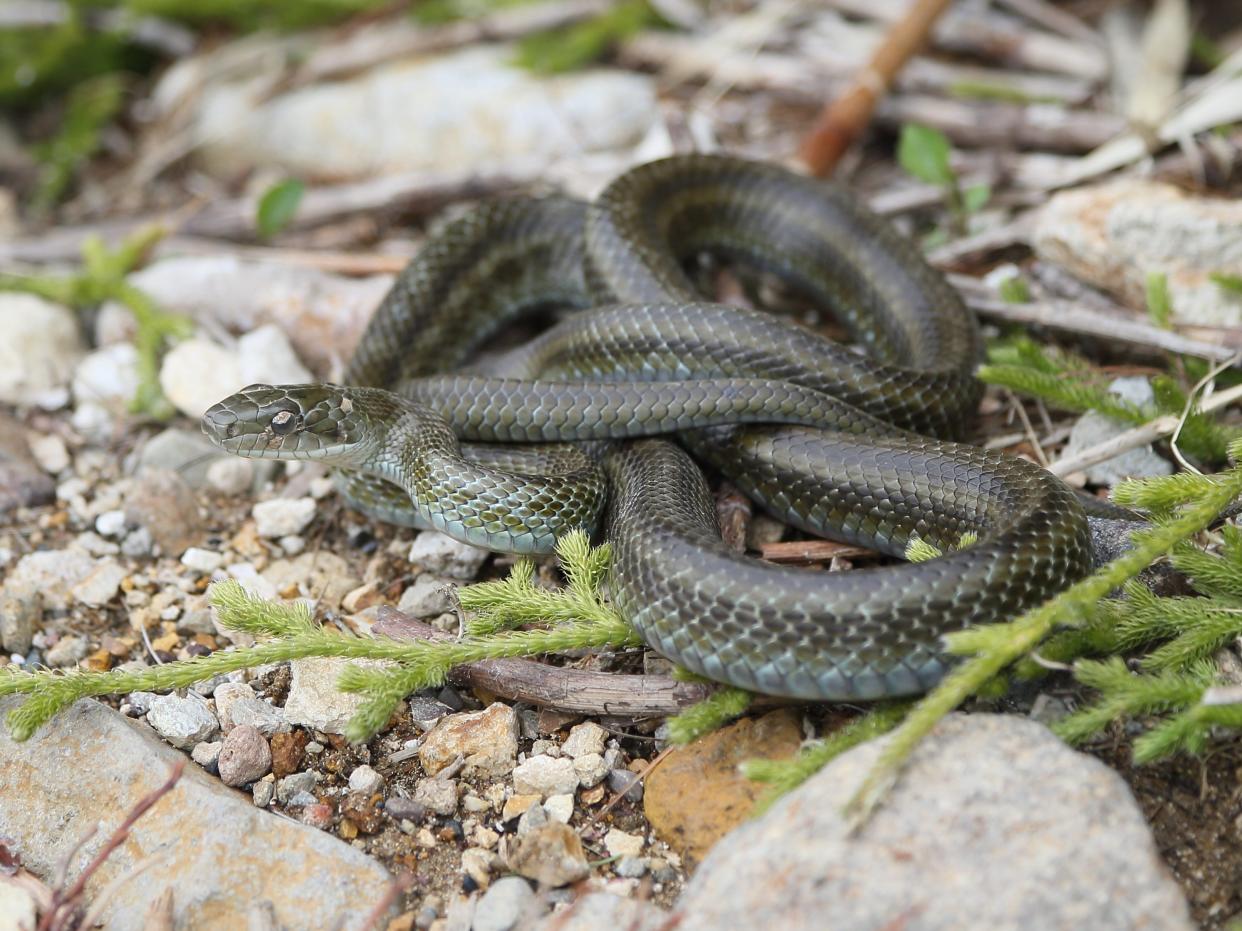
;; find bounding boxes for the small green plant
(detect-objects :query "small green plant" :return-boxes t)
[256,178,305,239]
[513,0,660,74]
[1211,272,1242,296]
[1146,271,1173,329]
[0,227,190,418]
[979,335,1240,466]
[31,74,126,214]
[896,124,990,238]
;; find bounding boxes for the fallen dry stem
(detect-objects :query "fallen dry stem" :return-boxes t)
[1047,380,1242,478]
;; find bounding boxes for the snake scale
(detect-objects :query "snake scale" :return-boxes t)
[202,154,1094,701]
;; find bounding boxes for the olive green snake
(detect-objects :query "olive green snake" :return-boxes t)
[202,154,1096,702]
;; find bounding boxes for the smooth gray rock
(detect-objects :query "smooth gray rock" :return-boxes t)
[0,697,393,929]
[474,876,537,931]
[136,428,233,490]
[670,714,1193,931]
[396,574,456,617]
[146,692,220,749]
[1062,377,1173,485]
[512,755,578,799]
[0,587,39,654]
[527,892,665,931]
[407,531,489,580]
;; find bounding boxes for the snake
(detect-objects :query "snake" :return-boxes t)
[201,154,1095,702]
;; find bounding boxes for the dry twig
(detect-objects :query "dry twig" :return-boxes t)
[802,0,953,175]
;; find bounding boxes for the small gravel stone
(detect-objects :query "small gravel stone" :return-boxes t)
[649,858,676,883]
[414,777,459,816]
[384,797,428,823]
[573,753,609,788]
[125,467,203,556]
[301,803,335,830]
[513,755,579,798]
[206,457,254,495]
[348,764,385,796]
[94,509,128,538]
[181,547,225,574]
[147,692,220,750]
[530,739,560,758]
[419,703,519,777]
[283,656,377,734]
[472,825,500,849]
[211,681,252,727]
[218,724,272,787]
[543,794,573,824]
[561,722,607,759]
[28,433,69,474]
[503,823,590,887]
[191,740,223,771]
[461,847,495,891]
[70,559,126,606]
[615,856,647,878]
[252,497,317,538]
[45,634,89,668]
[124,692,159,716]
[397,575,457,617]
[407,531,489,580]
[472,875,535,931]
[5,549,94,611]
[0,589,40,655]
[276,771,319,805]
[517,802,548,837]
[252,778,275,808]
[606,768,643,802]
[120,527,154,558]
[225,698,288,736]
[502,794,541,822]
[604,828,644,858]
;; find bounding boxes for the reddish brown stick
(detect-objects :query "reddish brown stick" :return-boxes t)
[799,0,955,176]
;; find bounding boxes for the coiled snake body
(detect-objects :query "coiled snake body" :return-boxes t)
[202,155,1094,701]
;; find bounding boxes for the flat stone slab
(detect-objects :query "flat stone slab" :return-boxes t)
[0,697,393,929]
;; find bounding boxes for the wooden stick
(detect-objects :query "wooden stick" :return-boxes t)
[799,0,954,175]
[759,540,876,564]
[371,608,714,715]
[951,277,1242,363]
[1047,381,1242,478]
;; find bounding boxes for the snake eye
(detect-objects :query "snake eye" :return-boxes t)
[270,410,301,436]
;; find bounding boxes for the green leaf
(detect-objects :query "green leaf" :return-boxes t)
[962,183,991,214]
[1210,272,1242,296]
[897,124,954,187]
[1146,271,1172,328]
[256,179,305,239]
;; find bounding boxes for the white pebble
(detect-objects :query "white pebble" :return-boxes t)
[95,509,128,538]
[348,764,386,796]
[28,433,70,473]
[252,497,316,538]
[181,547,225,574]
[278,535,306,556]
[604,828,644,859]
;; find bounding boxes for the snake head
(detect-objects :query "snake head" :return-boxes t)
[201,384,378,463]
